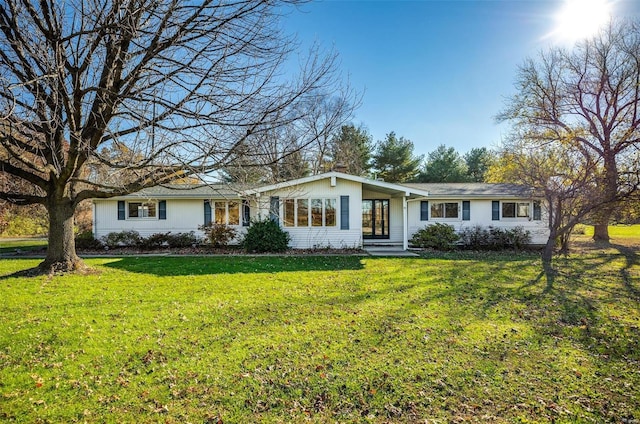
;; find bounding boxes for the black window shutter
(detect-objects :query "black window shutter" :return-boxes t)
[340,195,349,230]
[270,196,279,222]
[242,199,251,227]
[420,201,429,221]
[462,201,470,221]
[533,201,541,220]
[159,200,167,220]
[492,201,500,221]
[204,200,212,225]
[117,200,125,220]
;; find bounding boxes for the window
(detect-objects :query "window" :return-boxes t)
[284,199,295,227]
[283,198,336,227]
[311,199,323,227]
[325,199,336,227]
[430,202,459,219]
[128,201,156,218]
[214,201,226,224]
[228,201,240,225]
[502,202,530,218]
[211,201,241,225]
[297,199,309,226]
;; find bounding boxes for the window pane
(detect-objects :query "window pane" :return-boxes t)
[325,199,336,226]
[445,202,458,218]
[311,199,323,226]
[128,202,140,218]
[517,203,529,218]
[228,201,240,225]
[502,202,515,218]
[128,202,156,218]
[297,199,308,226]
[283,199,295,227]
[430,202,444,218]
[145,202,156,218]
[214,201,226,224]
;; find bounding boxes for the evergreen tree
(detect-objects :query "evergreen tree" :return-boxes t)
[371,132,423,183]
[329,125,373,175]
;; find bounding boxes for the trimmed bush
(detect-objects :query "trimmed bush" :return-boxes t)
[410,223,459,250]
[139,233,172,250]
[74,230,104,250]
[242,219,289,253]
[166,231,198,248]
[199,223,238,247]
[102,230,142,248]
[458,225,531,250]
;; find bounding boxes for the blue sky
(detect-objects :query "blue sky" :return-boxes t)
[284,0,640,156]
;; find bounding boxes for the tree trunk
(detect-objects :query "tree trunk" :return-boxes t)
[593,152,618,243]
[592,205,613,242]
[40,198,85,273]
[542,233,557,289]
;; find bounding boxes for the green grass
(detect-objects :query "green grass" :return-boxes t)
[582,224,640,238]
[0,238,47,254]
[1,253,639,423]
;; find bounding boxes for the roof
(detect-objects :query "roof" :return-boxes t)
[112,184,245,200]
[244,172,431,197]
[100,174,539,200]
[401,183,535,198]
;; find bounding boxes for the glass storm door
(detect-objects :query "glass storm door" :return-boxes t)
[362,199,389,239]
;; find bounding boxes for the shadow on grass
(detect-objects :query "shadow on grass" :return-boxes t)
[101,255,365,276]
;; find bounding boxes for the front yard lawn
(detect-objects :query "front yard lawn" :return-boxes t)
[1,252,639,422]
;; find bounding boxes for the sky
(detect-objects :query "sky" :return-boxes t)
[283,0,640,157]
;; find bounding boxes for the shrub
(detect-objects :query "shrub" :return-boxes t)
[506,226,531,250]
[199,223,238,247]
[410,223,459,250]
[74,230,104,250]
[166,231,198,248]
[242,219,289,253]
[102,230,142,248]
[459,225,531,250]
[458,225,488,250]
[140,232,172,250]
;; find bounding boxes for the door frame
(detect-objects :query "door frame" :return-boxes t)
[362,199,390,239]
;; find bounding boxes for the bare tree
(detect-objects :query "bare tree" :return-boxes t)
[488,135,625,279]
[0,0,353,272]
[498,19,640,242]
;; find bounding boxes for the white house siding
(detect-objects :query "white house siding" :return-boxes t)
[256,178,363,249]
[361,189,404,244]
[407,198,549,245]
[93,198,248,243]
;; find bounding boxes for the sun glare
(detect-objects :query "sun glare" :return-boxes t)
[550,0,612,44]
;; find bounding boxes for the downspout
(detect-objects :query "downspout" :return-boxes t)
[403,195,408,250]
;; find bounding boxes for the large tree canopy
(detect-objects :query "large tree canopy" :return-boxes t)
[498,20,640,242]
[0,0,352,272]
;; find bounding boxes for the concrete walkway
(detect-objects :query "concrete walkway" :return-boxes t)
[364,246,420,257]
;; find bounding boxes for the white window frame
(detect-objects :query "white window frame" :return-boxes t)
[501,201,531,219]
[430,201,460,220]
[283,198,337,228]
[127,201,157,219]
[214,200,241,226]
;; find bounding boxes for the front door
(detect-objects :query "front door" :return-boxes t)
[362,199,389,239]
